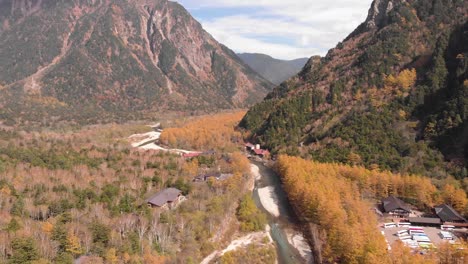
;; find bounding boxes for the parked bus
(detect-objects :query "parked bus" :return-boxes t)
[440,231,453,240]
[384,223,397,228]
[409,227,424,231]
[398,222,411,227]
[397,230,409,235]
[414,236,431,242]
[399,235,412,241]
[441,225,455,231]
[418,242,435,249]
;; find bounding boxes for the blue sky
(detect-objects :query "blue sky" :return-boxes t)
[176,0,374,60]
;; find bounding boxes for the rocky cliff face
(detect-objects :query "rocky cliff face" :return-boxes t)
[365,0,405,29]
[0,0,272,124]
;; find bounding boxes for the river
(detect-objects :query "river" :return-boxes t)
[128,129,312,263]
[251,161,313,264]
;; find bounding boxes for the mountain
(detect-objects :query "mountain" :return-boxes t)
[237,53,309,85]
[241,0,467,177]
[0,0,272,124]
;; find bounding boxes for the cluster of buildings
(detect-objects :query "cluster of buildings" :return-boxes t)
[245,143,270,158]
[380,196,468,227]
[144,142,270,211]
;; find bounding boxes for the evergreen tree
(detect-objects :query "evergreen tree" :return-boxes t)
[9,237,39,264]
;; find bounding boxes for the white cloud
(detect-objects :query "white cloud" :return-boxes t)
[177,0,374,60]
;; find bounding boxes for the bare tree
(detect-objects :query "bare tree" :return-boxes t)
[136,218,148,254]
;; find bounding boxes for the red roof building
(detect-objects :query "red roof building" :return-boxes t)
[253,149,270,157]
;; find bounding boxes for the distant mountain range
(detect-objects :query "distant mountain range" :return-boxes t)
[0,0,272,124]
[241,0,467,176]
[237,53,309,85]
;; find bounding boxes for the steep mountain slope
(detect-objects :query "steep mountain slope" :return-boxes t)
[0,0,272,124]
[241,0,467,177]
[237,53,309,85]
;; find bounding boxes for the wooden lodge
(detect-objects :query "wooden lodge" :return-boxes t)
[434,204,467,224]
[381,196,412,217]
[147,188,186,210]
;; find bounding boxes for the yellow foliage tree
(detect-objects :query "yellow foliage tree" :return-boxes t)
[0,186,11,195]
[389,241,432,264]
[182,159,199,176]
[65,232,82,256]
[396,68,417,90]
[105,248,119,264]
[442,185,468,213]
[274,155,464,262]
[160,111,245,150]
[41,222,53,234]
[385,74,399,87]
[276,155,389,263]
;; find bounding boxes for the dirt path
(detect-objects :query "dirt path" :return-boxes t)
[128,127,200,155]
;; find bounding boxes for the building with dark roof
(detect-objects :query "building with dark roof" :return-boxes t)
[434,204,467,223]
[147,188,185,209]
[408,217,442,226]
[381,196,412,217]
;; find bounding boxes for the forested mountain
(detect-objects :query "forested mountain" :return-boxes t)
[0,0,272,125]
[237,53,309,85]
[241,0,468,177]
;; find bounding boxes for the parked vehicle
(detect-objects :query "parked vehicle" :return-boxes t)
[384,223,397,228]
[441,225,455,231]
[398,222,411,227]
[397,230,409,235]
[399,235,412,241]
[440,231,453,240]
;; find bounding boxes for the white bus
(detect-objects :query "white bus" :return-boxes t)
[399,235,412,241]
[441,225,455,231]
[398,222,411,227]
[414,236,431,242]
[397,230,409,235]
[384,223,397,228]
[440,231,453,240]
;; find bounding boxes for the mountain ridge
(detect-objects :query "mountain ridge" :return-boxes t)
[237,53,309,85]
[241,0,467,176]
[0,0,272,124]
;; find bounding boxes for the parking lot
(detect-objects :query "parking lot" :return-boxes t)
[380,225,458,249]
